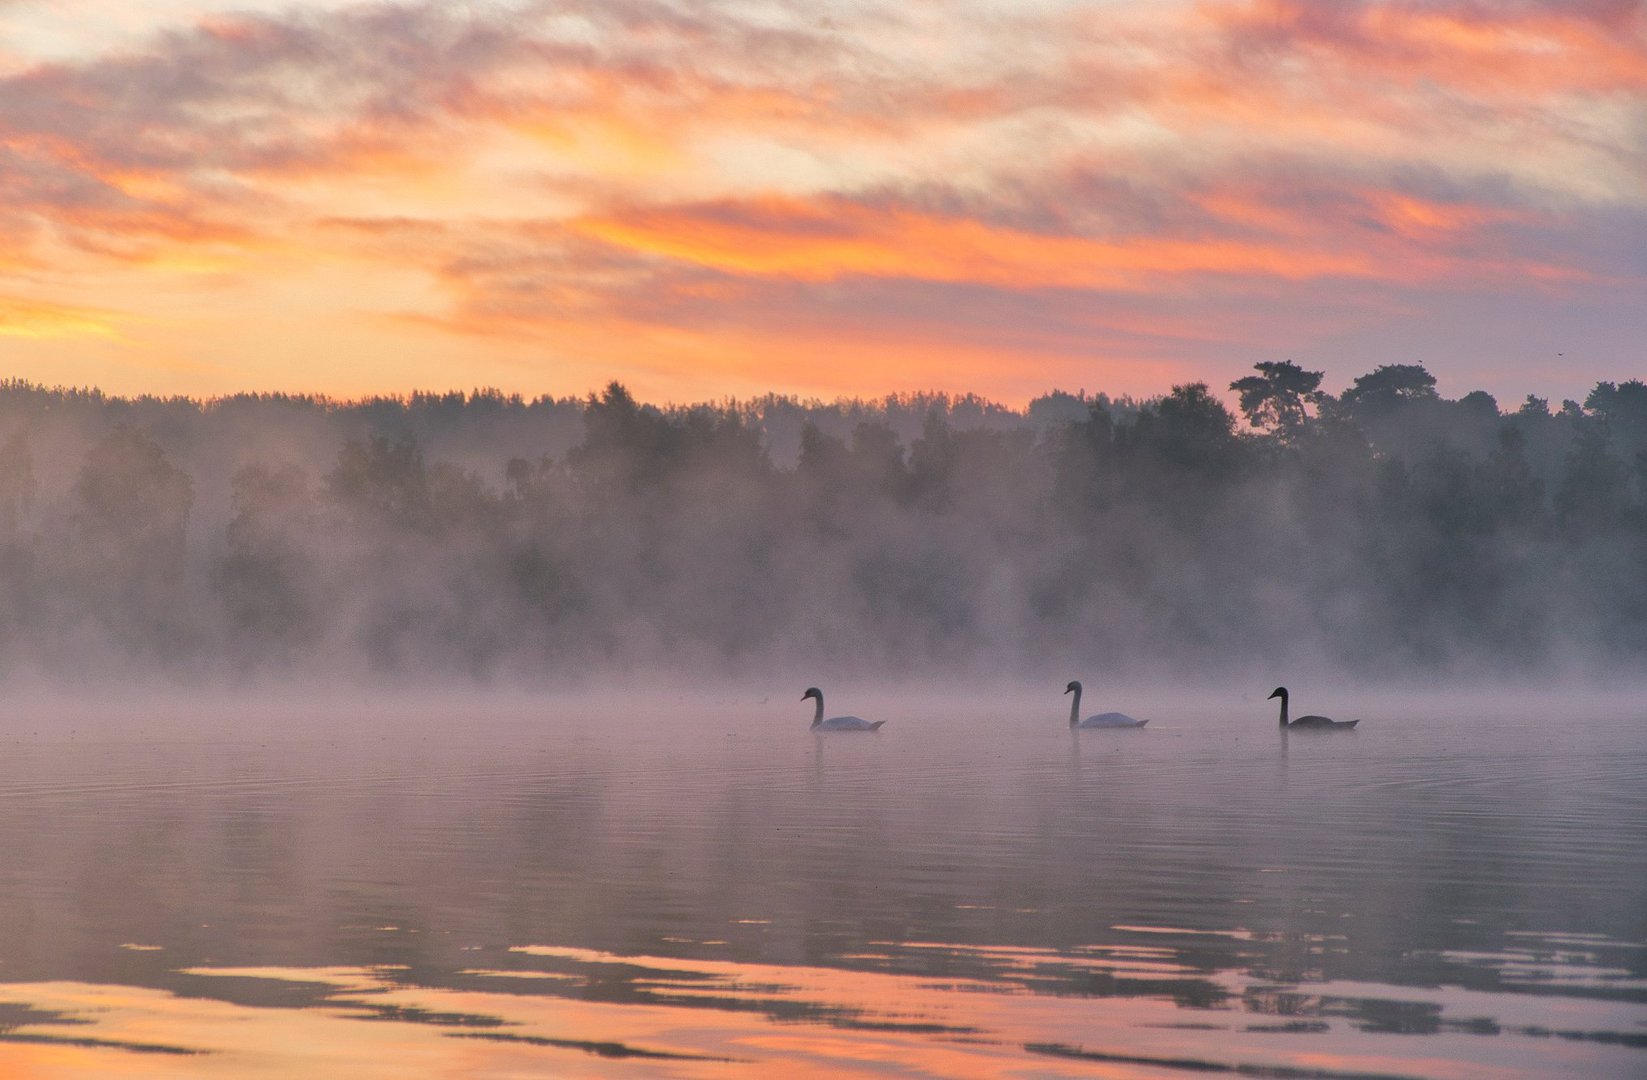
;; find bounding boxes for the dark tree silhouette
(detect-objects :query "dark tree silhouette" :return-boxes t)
[1341,364,1440,416]
[214,463,319,662]
[0,432,35,541]
[0,433,37,643]
[0,370,1646,680]
[569,381,678,494]
[68,426,195,657]
[328,433,434,530]
[1130,382,1243,479]
[1585,380,1647,458]
[1480,428,1544,529]
[73,426,193,576]
[1555,419,1627,531]
[1230,360,1326,439]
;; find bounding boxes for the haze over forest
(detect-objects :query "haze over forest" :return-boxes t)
[0,363,1644,688]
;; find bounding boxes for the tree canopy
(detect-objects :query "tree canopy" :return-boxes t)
[0,367,1641,683]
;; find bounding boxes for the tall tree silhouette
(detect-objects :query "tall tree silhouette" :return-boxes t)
[70,426,195,656]
[214,463,319,664]
[1230,360,1326,440]
[1341,364,1439,416]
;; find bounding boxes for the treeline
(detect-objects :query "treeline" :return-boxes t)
[0,366,1642,684]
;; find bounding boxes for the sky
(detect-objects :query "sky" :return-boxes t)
[1,0,1643,407]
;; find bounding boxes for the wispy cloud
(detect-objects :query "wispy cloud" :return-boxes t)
[0,294,121,339]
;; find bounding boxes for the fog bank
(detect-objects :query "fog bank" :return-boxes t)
[0,368,1643,690]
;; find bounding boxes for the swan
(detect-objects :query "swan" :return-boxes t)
[1269,686,1358,730]
[1064,681,1147,728]
[802,687,884,732]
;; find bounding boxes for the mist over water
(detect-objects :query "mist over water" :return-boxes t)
[0,372,1645,1073]
[0,690,1643,1075]
[0,371,1644,686]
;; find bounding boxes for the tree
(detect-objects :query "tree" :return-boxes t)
[73,425,193,577]
[0,432,35,540]
[327,433,433,530]
[1048,398,1119,519]
[1585,380,1647,458]
[1229,360,1325,439]
[909,410,956,511]
[69,426,196,655]
[1480,427,1544,528]
[568,381,674,493]
[1340,364,1439,415]
[1457,390,1499,420]
[833,421,906,504]
[1132,382,1242,476]
[0,432,37,634]
[1585,380,1647,423]
[1026,389,1092,426]
[1555,419,1626,530]
[213,463,319,658]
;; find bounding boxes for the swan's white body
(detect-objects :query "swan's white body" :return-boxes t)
[802,688,884,732]
[1065,681,1147,728]
[1269,686,1358,730]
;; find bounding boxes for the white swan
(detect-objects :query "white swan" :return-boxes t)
[1065,681,1147,728]
[802,687,884,731]
[1269,686,1358,730]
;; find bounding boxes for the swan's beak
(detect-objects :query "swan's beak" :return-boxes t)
[1063,687,1072,695]
[1267,689,1282,699]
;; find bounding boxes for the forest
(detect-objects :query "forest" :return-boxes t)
[0,363,1643,687]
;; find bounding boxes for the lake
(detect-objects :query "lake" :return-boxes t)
[0,688,1643,1077]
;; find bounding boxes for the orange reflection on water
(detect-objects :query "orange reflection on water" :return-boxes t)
[0,944,1639,1078]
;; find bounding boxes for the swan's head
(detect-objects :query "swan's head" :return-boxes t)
[801,687,821,702]
[1267,686,1287,700]
[1064,680,1081,695]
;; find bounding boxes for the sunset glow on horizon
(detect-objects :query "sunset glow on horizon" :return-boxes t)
[2,0,1643,406]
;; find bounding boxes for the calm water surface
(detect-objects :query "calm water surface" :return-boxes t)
[0,694,1643,1077]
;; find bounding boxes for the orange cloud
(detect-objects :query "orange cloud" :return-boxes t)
[1371,193,1527,237]
[573,196,1380,290]
[570,187,1607,299]
[0,295,121,339]
[1358,6,1647,96]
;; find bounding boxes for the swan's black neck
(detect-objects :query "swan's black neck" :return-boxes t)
[1276,690,1289,727]
[811,694,824,727]
[1068,684,1082,727]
